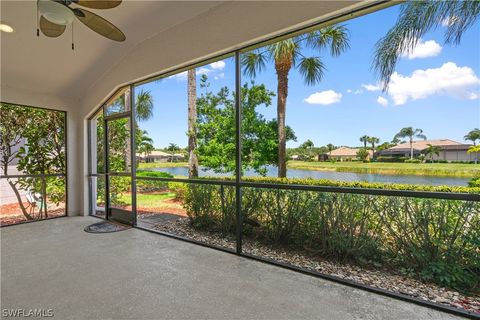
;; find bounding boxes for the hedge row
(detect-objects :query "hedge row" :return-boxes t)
[202,176,480,194]
[180,182,479,294]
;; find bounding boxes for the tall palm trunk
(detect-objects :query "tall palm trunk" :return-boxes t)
[124,90,132,171]
[188,69,199,178]
[409,136,413,159]
[275,59,292,178]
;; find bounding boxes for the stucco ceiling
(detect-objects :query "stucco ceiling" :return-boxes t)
[0,1,382,115]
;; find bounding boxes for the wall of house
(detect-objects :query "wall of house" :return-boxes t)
[433,150,475,162]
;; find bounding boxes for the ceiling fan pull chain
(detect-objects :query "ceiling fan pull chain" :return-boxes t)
[36,1,40,37]
[71,22,74,50]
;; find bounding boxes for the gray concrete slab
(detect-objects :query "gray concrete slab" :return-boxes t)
[1,217,462,320]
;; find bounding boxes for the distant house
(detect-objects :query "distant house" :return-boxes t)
[137,150,185,163]
[378,139,473,162]
[328,147,372,161]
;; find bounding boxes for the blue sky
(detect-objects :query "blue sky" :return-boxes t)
[136,4,480,149]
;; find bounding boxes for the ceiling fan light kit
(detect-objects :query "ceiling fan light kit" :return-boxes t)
[36,0,125,49]
[38,0,74,25]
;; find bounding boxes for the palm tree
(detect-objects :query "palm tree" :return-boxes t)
[166,143,180,162]
[464,128,480,146]
[394,127,426,159]
[187,69,199,178]
[120,89,153,169]
[373,0,480,89]
[359,135,370,149]
[391,136,403,145]
[137,130,154,160]
[467,145,480,164]
[135,90,154,121]
[242,25,350,177]
[326,143,335,156]
[300,139,314,160]
[425,144,441,163]
[368,136,380,159]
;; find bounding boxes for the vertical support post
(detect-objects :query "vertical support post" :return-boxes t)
[64,111,68,217]
[41,175,47,218]
[103,108,110,221]
[235,51,243,254]
[130,84,137,227]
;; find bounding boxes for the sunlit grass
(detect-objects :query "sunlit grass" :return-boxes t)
[118,192,176,207]
[138,162,188,169]
[288,161,479,177]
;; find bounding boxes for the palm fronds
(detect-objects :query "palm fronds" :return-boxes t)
[373,0,480,90]
[297,57,325,85]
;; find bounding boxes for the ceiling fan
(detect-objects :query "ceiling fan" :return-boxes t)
[37,0,125,42]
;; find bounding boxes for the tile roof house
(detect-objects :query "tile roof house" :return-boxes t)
[379,139,474,162]
[328,147,373,161]
[137,150,185,163]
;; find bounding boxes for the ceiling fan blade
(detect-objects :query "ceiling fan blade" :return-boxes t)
[40,15,66,37]
[74,8,125,42]
[75,0,122,10]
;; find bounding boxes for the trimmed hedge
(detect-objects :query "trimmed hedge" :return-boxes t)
[376,156,408,163]
[202,176,479,194]
[136,170,174,178]
[136,170,173,192]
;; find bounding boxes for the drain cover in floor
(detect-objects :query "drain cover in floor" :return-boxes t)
[84,221,131,233]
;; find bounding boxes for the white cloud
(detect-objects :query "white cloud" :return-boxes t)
[383,62,480,105]
[354,89,363,95]
[171,71,187,80]
[170,65,220,81]
[215,73,225,80]
[346,89,352,93]
[361,84,381,92]
[304,90,342,105]
[209,60,226,70]
[377,96,389,107]
[196,67,212,76]
[401,39,442,60]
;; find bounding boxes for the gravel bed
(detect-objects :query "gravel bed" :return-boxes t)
[154,217,479,314]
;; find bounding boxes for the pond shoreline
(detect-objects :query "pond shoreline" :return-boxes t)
[139,161,478,178]
[288,164,474,178]
[139,163,471,186]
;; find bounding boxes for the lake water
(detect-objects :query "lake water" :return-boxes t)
[152,166,470,186]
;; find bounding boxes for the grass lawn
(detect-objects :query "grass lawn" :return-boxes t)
[139,162,188,169]
[118,192,176,206]
[288,161,479,177]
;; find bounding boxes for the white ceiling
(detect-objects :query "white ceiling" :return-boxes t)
[1,1,223,101]
[0,0,382,116]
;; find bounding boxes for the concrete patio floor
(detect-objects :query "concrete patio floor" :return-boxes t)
[1,217,462,320]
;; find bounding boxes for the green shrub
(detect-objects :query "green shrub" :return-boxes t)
[136,170,174,178]
[168,182,188,201]
[180,176,479,293]
[404,158,421,163]
[184,184,236,234]
[469,176,480,187]
[376,156,407,162]
[236,176,480,194]
[136,170,173,192]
